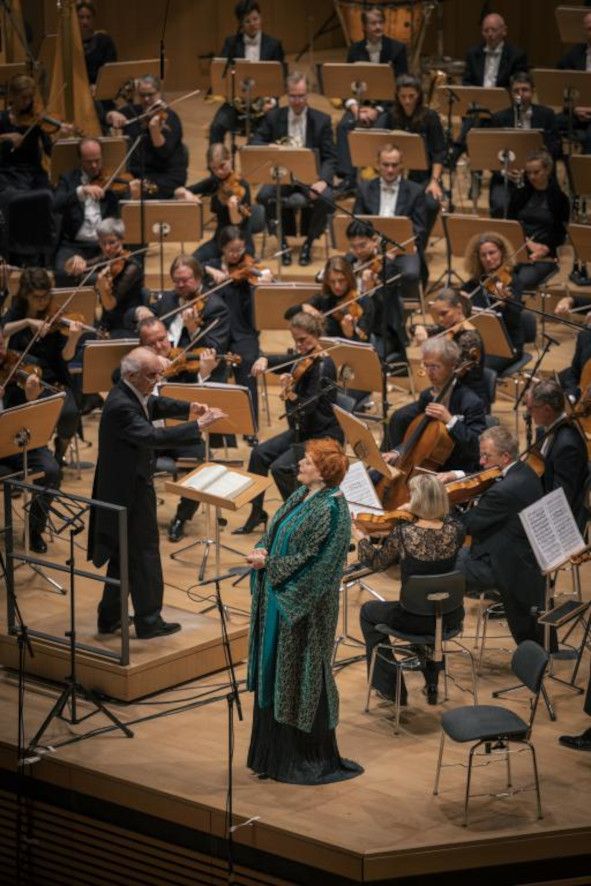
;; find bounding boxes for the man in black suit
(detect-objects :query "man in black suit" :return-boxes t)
[353,143,426,302]
[210,1,284,145]
[87,347,225,639]
[335,6,407,191]
[252,71,337,266]
[53,137,120,285]
[385,337,486,477]
[462,13,528,89]
[456,425,546,645]
[526,379,588,530]
[557,11,591,153]
[560,325,591,402]
[487,72,562,217]
[559,669,591,751]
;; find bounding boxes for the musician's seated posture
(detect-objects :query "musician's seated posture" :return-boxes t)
[209,0,284,146]
[76,0,117,89]
[385,337,486,478]
[487,72,562,218]
[335,5,407,192]
[303,255,375,342]
[560,324,591,402]
[105,75,188,199]
[526,379,588,529]
[383,75,445,236]
[0,75,56,194]
[233,311,342,534]
[53,137,121,285]
[455,426,545,645]
[353,143,426,299]
[557,10,591,154]
[355,475,465,705]
[413,288,490,411]
[0,337,61,554]
[506,150,568,292]
[252,71,336,267]
[462,231,524,373]
[462,13,528,88]
[175,143,255,261]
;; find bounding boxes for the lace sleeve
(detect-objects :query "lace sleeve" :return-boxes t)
[357,524,404,572]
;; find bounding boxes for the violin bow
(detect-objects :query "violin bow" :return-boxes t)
[101,135,142,191]
[321,273,402,320]
[165,319,220,370]
[261,342,344,375]
[12,82,68,151]
[121,87,202,128]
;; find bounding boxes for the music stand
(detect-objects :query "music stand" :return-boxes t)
[81,338,138,394]
[435,85,508,117]
[555,6,589,44]
[210,58,284,145]
[466,128,543,172]
[49,137,128,186]
[332,214,415,253]
[445,214,526,260]
[159,382,256,576]
[319,338,383,394]
[333,404,392,478]
[349,130,428,172]
[120,201,202,292]
[239,145,319,279]
[254,283,322,330]
[0,394,66,593]
[470,310,515,358]
[51,287,96,327]
[569,222,591,265]
[532,68,591,111]
[319,63,395,102]
[94,59,164,101]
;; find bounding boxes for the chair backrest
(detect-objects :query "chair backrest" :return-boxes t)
[482,366,497,406]
[401,571,465,617]
[521,310,537,345]
[511,640,548,694]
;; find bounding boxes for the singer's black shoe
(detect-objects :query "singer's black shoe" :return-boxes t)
[232,508,268,535]
[29,531,47,554]
[167,517,185,543]
[298,240,312,266]
[281,240,292,266]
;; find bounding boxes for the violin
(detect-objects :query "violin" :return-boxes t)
[353,509,416,534]
[324,289,366,340]
[94,170,134,196]
[217,172,251,219]
[227,254,266,285]
[444,467,502,505]
[279,350,321,402]
[0,350,58,394]
[162,349,242,378]
[105,249,130,280]
[480,265,513,302]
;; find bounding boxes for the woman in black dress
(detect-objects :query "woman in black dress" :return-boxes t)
[355,474,465,705]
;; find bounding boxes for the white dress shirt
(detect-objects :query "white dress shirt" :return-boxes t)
[483,42,504,87]
[288,108,307,147]
[379,177,401,216]
[75,172,102,242]
[244,32,262,61]
[365,39,382,64]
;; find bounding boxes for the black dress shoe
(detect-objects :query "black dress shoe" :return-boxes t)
[243,435,259,447]
[280,240,292,266]
[167,517,185,542]
[298,241,312,266]
[29,531,47,554]
[559,728,591,751]
[135,617,182,639]
[423,684,438,705]
[98,618,121,635]
[232,508,268,535]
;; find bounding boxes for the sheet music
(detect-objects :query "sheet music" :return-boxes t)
[183,464,253,499]
[519,487,586,573]
[340,461,383,516]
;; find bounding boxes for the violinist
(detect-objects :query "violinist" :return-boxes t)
[385,338,486,478]
[413,289,490,411]
[0,75,56,193]
[174,143,254,262]
[0,335,61,555]
[53,138,121,285]
[292,255,374,342]
[462,231,524,373]
[525,379,588,530]
[105,75,188,199]
[559,324,591,403]
[234,311,342,534]
[1,268,82,469]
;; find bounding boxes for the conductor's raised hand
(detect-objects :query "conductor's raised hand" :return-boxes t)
[196,406,227,430]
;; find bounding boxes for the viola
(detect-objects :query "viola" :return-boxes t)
[217,172,251,219]
[323,289,367,340]
[481,265,513,302]
[279,351,321,402]
[353,509,416,534]
[444,467,502,505]
[227,254,266,285]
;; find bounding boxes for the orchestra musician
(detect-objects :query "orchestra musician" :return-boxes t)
[557,10,591,154]
[174,143,255,261]
[209,0,284,146]
[385,337,486,479]
[355,474,466,706]
[334,5,407,194]
[292,255,374,342]
[462,232,524,373]
[455,425,545,645]
[76,0,117,90]
[0,75,59,194]
[105,75,188,199]
[251,71,337,267]
[559,324,591,402]
[525,379,588,529]
[53,137,122,286]
[353,143,426,301]
[87,347,225,639]
[462,13,528,89]
[234,311,342,534]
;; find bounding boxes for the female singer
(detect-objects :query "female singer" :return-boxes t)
[384,74,446,235]
[462,232,524,373]
[246,438,363,784]
[355,474,465,705]
[234,311,342,534]
[1,267,82,467]
[174,143,254,261]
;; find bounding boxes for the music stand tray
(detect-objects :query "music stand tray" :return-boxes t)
[349,130,428,171]
[120,201,202,246]
[94,59,165,101]
[435,85,509,117]
[470,311,515,359]
[445,215,526,259]
[466,129,544,171]
[333,404,391,478]
[159,382,257,439]
[50,137,128,186]
[569,157,591,197]
[332,214,414,253]
[254,283,322,330]
[51,287,96,328]
[569,223,591,263]
[81,338,138,394]
[319,63,395,101]
[555,6,590,45]
[210,59,284,100]
[319,337,384,393]
[239,145,319,184]
[532,68,591,111]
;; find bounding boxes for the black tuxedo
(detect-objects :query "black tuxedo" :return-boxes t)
[53,168,120,243]
[558,44,589,71]
[561,328,591,399]
[346,36,407,76]
[389,382,486,475]
[490,105,562,160]
[120,106,187,198]
[153,289,230,356]
[353,177,428,250]
[537,421,589,529]
[460,460,545,643]
[220,32,284,62]
[88,382,202,625]
[462,41,528,88]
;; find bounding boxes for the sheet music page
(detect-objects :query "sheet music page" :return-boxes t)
[183,464,226,491]
[340,461,383,515]
[519,487,586,573]
[207,472,253,499]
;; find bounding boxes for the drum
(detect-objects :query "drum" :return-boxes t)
[335,1,424,46]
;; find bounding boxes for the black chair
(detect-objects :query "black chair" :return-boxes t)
[433,639,548,826]
[7,189,56,266]
[365,571,477,733]
[482,366,497,411]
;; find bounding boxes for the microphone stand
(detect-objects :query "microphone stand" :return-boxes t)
[513,333,557,434]
[222,17,243,171]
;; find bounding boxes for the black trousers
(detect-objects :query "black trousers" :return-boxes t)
[257,184,333,241]
[98,482,164,625]
[247,429,303,511]
[230,334,260,421]
[0,445,60,534]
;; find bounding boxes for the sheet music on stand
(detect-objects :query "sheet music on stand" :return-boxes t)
[340,460,383,517]
[519,487,586,575]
